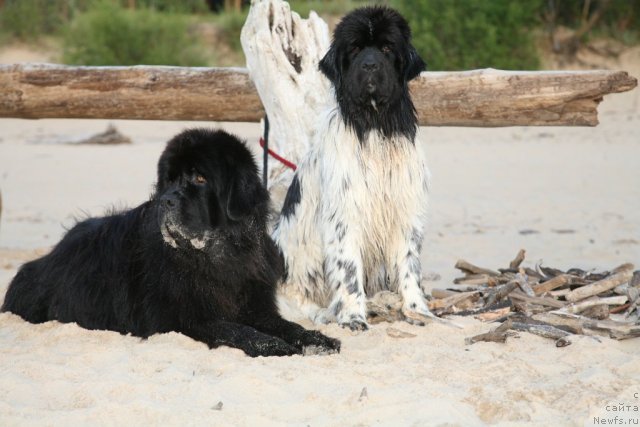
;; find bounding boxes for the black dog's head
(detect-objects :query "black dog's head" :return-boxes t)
[319,6,426,142]
[155,129,268,252]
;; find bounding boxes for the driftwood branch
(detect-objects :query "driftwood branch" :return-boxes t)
[565,268,634,302]
[438,250,639,341]
[0,64,635,126]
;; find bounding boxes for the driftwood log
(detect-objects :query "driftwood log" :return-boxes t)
[0,65,263,122]
[0,64,635,127]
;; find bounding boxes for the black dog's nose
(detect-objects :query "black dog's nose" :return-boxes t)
[361,60,379,72]
[161,194,178,208]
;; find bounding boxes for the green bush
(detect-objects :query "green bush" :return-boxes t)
[551,0,640,45]
[0,0,77,40]
[212,10,248,53]
[390,0,541,71]
[288,0,360,18]
[0,0,208,41]
[132,0,209,14]
[63,2,207,66]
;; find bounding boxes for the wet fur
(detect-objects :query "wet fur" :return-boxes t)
[2,129,340,357]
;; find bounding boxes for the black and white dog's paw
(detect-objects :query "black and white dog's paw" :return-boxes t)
[338,313,369,331]
[401,299,435,326]
[400,296,465,329]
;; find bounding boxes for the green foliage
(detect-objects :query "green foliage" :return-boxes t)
[551,0,640,45]
[391,0,542,71]
[62,1,207,66]
[3,0,639,69]
[211,10,248,53]
[288,0,360,18]
[0,0,74,40]
[0,0,208,41]
[131,0,209,14]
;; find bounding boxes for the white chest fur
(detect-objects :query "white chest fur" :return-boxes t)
[317,112,429,274]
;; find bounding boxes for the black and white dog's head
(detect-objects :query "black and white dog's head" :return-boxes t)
[155,128,269,252]
[319,6,426,142]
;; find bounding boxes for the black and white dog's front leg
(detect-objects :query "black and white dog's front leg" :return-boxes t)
[321,221,368,331]
[393,226,433,325]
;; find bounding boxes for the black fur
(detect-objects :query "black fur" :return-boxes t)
[319,6,426,142]
[1,129,340,357]
[280,174,301,219]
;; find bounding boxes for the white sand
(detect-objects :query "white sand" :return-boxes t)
[1,47,639,425]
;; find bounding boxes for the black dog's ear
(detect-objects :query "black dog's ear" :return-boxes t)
[226,173,267,221]
[156,158,171,194]
[405,45,426,81]
[319,45,341,86]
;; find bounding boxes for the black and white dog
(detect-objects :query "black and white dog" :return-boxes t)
[273,6,431,330]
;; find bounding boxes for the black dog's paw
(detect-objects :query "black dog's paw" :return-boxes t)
[245,336,301,358]
[298,330,341,355]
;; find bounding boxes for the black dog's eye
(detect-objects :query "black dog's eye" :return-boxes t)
[381,45,391,54]
[193,174,207,185]
[350,46,361,56]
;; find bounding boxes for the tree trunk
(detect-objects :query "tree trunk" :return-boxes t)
[240,0,331,193]
[0,65,635,126]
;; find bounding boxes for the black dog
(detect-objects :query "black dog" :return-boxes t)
[1,129,340,357]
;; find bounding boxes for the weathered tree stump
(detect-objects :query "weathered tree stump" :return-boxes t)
[241,0,331,194]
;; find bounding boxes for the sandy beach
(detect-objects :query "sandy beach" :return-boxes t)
[1,45,639,425]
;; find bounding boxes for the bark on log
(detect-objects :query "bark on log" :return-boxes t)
[428,291,480,312]
[509,249,526,270]
[454,260,500,276]
[536,312,640,340]
[411,68,636,126]
[565,270,634,302]
[560,295,628,314]
[510,322,571,341]
[0,64,263,122]
[0,65,635,127]
[532,274,573,296]
[509,290,566,309]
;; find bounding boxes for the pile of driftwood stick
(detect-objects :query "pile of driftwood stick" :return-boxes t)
[430,250,639,346]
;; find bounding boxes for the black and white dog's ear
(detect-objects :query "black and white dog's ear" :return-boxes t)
[405,45,426,81]
[226,173,267,221]
[319,45,341,86]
